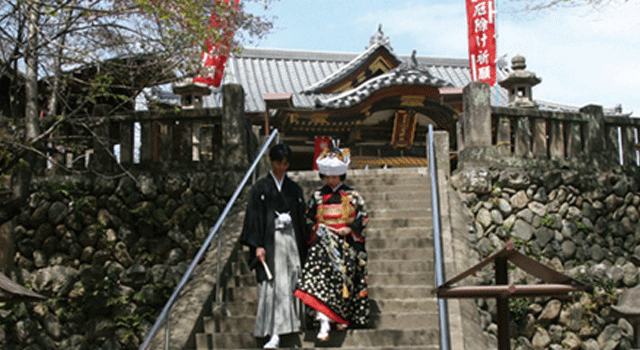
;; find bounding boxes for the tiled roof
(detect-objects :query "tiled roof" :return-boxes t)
[536,99,630,117]
[203,46,506,113]
[316,58,453,109]
[301,33,399,94]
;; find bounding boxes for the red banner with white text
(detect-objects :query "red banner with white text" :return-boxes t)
[465,0,496,85]
[194,0,238,87]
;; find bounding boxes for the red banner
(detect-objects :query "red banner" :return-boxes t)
[313,137,332,170]
[194,0,238,87]
[465,0,496,85]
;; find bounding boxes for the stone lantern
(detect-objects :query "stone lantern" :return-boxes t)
[498,55,541,108]
[173,80,212,110]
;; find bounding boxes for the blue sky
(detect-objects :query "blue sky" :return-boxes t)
[244,0,640,116]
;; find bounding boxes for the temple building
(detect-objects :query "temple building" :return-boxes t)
[142,26,628,170]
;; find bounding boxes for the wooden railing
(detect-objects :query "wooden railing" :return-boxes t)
[489,106,640,167]
[459,82,639,170]
[43,109,225,174]
[37,84,249,175]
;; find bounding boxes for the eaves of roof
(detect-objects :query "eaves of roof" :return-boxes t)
[301,42,400,94]
[316,65,452,109]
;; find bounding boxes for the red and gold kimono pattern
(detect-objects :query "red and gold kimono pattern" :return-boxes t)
[294,184,370,327]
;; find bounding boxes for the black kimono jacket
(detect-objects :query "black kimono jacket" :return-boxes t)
[240,174,308,283]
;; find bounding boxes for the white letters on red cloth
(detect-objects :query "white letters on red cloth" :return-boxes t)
[193,0,238,87]
[465,0,496,85]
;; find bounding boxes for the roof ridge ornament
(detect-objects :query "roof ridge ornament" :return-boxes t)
[411,50,418,69]
[368,24,391,49]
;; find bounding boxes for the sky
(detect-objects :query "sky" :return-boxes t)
[243,0,640,116]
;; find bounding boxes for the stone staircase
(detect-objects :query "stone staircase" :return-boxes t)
[194,167,440,349]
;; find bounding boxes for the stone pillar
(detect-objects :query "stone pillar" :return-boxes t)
[427,130,450,176]
[580,105,607,157]
[222,84,248,169]
[462,82,492,147]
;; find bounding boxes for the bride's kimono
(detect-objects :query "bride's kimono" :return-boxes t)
[294,182,369,327]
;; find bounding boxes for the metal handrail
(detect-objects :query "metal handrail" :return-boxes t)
[139,129,280,350]
[428,124,451,350]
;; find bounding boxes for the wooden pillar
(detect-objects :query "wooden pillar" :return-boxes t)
[177,121,192,162]
[623,126,637,166]
[120,121,133,165]
[514,116,531,158]
[532,118,547,158]
[566,122,583,158]
[159,121,171,163]
[495,256,511,350]
[140,121,153,165]
[549,120,565,160]
[496,117,511,156]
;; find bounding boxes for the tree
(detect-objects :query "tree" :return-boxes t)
[506,0,628,11]
[0,0,276,203]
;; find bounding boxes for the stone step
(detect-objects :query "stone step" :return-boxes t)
[229,274,255,287]
[365,191,432,202]
[213,298,439,319]
[289,167,429,180]
[368,248,434,261]
[196,333,440,350]
[205,309,439,335]
[197,328,439,349]
[356,185,431,195]
[223,285,257,302]
[368,272,433,286]
[204,315,255,333]
[370,311,440,330]
[368,208,430,219]
[366,236,433,250]
[366,226,433,238]
[214,301,258,316]
[368,286,435,299]
[368,259,434,274]
[294,184,430,198]
[367,216,431,229]
[367,199,432,210]
[371,298,439,314]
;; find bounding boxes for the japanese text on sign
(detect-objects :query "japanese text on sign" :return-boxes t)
[466,0,496,85]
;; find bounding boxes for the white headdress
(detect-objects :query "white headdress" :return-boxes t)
[316,142,350,176]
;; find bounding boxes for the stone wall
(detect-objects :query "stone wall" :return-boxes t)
[451,166,640,350]
[0,170,245,350]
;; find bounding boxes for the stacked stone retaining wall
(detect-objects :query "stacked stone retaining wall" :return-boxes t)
[451,166,640,350]
[0,171,245,350]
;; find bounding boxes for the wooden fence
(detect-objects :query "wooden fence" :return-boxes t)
[459,82,639,169]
